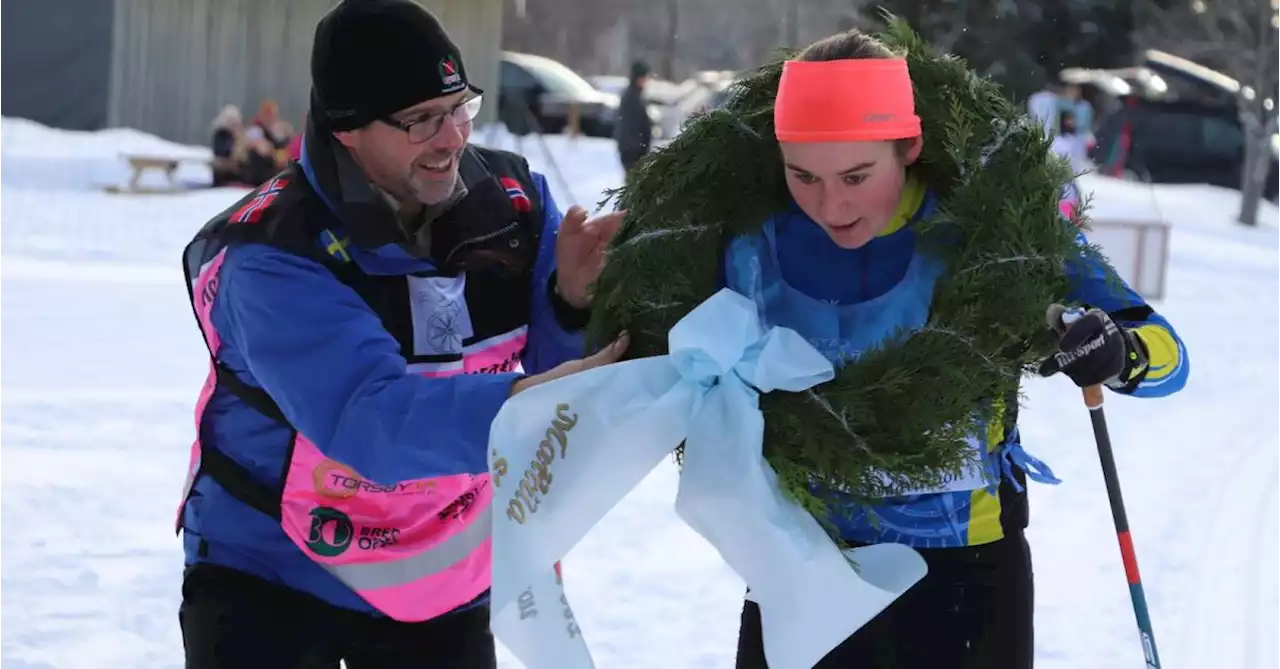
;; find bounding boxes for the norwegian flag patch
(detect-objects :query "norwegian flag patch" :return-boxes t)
[231,177,289,225]
[500,177,532,213]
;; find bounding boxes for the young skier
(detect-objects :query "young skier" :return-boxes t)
[714,29,1191,669]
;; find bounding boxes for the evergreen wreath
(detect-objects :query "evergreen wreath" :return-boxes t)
[587,17,1118,523]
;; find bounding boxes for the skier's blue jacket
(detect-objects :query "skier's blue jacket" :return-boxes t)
[177,134,586,616]
[721,177,1189,548]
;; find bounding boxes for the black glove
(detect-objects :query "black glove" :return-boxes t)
[1038,304,1148,389]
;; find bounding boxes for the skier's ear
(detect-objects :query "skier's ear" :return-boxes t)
[332,129,359,150]
[894,136,923,166]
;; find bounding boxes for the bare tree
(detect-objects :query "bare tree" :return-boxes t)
[856,0,983,56]
[1137,0,1279,226]
[504,0,871,81]
[780,0,800,48]
[661,0,680,80]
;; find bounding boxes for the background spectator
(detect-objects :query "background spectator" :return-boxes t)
[614,59,654,177]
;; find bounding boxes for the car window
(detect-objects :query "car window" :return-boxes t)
[500,61,539,91]
[1133,109,1204,153]
[1200,115,1244,159]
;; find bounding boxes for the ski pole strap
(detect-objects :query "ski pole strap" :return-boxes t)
[993,429,1063,493]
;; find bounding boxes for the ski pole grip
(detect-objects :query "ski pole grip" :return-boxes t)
[1083,385,1104,410]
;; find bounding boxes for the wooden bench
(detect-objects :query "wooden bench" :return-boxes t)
[106,153,214,194]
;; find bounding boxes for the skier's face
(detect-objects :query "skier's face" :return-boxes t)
[781,137,922,249]
[335,91,474,207]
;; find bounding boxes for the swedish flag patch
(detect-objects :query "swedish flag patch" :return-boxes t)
[322,229,352,263]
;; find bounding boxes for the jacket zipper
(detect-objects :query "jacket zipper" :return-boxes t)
[443,221,520,265]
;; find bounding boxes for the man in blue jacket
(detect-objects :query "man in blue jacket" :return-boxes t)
[174,1,626,667]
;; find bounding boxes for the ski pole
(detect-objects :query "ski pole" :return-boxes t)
[1081,384,1162,669]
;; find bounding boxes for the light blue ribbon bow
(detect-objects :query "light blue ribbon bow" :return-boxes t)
[489,289,927,669]
[668,289,838,568]
[670,292,926,669]
[668,288,836,397]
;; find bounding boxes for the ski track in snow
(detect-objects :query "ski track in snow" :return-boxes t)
[1024,189,1280,669]
[1252,481,1280,668]
[1167,226,1279,669]
[1143,229,1279,669]
[1187,427,1279,669]
[1248,475,1280,669]
[2,264,196,669]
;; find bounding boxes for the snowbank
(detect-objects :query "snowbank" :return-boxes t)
[0,116,627,203]
[2,114,1265,283]
[1080,171,1279,233]
[0,119,629,266]
[1,116,215,192]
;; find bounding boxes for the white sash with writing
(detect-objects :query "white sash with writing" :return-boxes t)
[487,289,928,669]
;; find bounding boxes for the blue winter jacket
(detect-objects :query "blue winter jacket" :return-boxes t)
[180,142,584,613]
[721,179,1189,548]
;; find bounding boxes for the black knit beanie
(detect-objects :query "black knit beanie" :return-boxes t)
[311,0,475,132]
[630,59,652,81]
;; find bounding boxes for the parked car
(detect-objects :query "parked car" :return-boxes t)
[1063,50,1258,135]
[586,74,629,98]
[499,51,619,138]
[1090,97,1278,202]
[1083,49,1278,202]
[665,76,737,136]
[594,70,739,141]
[587,73,677,140]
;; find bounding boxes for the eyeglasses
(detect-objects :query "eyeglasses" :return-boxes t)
[380,95,484,144]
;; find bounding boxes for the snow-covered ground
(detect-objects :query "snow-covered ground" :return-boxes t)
[2,117,1277,669]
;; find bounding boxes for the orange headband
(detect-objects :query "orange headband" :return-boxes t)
[774,58,921,142]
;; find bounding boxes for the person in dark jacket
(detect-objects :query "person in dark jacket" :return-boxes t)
[174,1,627,667]
[209,105,244,187]
[614,59,655,175]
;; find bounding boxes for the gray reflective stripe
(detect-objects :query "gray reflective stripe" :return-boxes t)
[176,453,201,526]
[179,465,198,501]
[325,504,493,591]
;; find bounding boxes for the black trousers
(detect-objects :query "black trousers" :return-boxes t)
[736,532,1034,669]
[179,563,496,669]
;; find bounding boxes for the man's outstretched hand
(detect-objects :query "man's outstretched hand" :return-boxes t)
[554,206,625,309]
[510,332,630,396]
